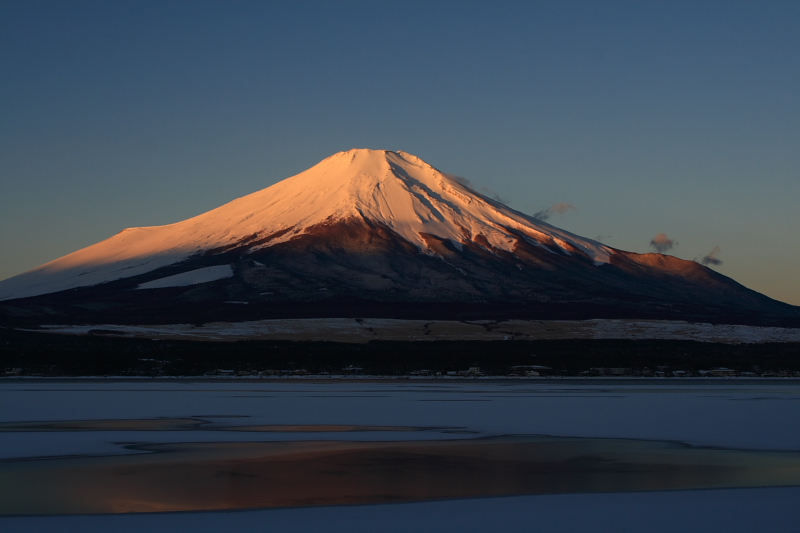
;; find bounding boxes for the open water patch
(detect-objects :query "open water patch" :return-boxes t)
[2,435,800,515]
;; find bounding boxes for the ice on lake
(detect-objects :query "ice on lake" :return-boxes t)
[2,379,800,531]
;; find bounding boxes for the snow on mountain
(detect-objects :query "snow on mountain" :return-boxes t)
[135,265,234,290]
[0,149,614,301]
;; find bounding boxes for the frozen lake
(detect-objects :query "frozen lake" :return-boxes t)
[2,378,799,531]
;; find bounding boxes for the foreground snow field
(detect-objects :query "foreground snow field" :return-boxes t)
[34,318,800,343]
[1,379,799,531]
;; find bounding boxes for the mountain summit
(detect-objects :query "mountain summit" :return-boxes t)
[1,149,797,326]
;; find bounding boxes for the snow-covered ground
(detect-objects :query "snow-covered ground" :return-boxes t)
[35,317,800,343]
[1,380,799,531]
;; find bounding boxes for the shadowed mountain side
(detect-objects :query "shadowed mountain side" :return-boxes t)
[611,252,771,309]
[2,218,797,328]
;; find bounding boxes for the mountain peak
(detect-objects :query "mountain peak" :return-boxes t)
[309,148,439,188]
[304,148,431,185]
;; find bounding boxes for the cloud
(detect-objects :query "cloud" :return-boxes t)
[445,173,509,204]
[649,233,676,253]
[480,187,508,204]
[444,173,472,188]
[701,246,723,266]
[532,202,577,221]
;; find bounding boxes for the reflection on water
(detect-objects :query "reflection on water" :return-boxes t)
[2,436,800,515]
[0,418,210,432]
[0,418,445,433]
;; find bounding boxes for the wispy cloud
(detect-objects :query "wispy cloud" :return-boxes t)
[444,173,472,188]
[481,187,508,203]
[701,246,723,266]
[445,173,508,204]
[532,202,577,221]
[649,233,676,253]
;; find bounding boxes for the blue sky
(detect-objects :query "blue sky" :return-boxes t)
[1,1,799,304]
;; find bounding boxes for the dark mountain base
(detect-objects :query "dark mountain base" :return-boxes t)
[2,219,798,328]
[2,328,799,377]
[2,277,798,329]
[2,297,797,328]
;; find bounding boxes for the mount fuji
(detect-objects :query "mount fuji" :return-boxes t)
[1,149,797,327]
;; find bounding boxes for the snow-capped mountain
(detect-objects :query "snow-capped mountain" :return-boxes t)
[1,149,797,326]
[0,149,613,300]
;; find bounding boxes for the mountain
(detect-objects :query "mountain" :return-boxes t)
[1,149,798,327]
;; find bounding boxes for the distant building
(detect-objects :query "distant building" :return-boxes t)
[590,367,632,376]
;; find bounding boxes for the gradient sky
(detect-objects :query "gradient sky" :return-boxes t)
[1,1,799,305]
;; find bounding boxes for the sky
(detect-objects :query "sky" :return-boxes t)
[1,1,798,305]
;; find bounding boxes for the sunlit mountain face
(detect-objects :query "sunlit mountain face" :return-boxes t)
[1,149,798,327]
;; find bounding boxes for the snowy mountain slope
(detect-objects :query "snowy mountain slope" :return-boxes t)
[0,149,613,301]
[0,149,797,327]
[135,265,234,290]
